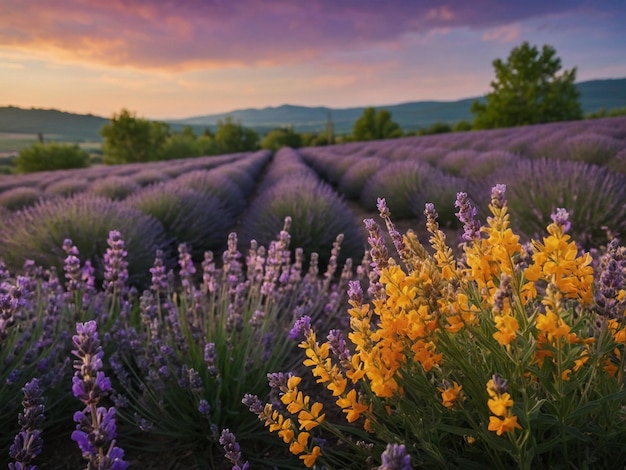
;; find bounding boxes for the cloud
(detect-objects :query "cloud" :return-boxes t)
[0,0,613,71]
[482,24,522,43]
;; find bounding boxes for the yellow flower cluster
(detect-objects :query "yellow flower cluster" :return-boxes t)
[486,377,522,436]
[299,330,369,423]
[524,216,594,304]
[259,376,324,467]
[438,381,463,409]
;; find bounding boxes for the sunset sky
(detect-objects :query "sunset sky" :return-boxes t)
[1,0,625,120]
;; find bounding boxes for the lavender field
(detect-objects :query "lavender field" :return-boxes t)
[1,115,626,469]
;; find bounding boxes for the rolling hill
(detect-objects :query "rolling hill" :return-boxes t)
[1,78,625,143]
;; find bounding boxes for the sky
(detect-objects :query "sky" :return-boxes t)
[1,0,625,120]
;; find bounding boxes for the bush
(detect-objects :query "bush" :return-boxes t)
[0,195,168,288]
[437,150,480,176]
[44,178,88,197]
[338,157,387,200]
[15,143,90,173]
[173,170,247,217]
[0,186,46,211]
[87,176,140,200]
[490,159,626,247]
[563,133,622,165]
[361,161,451,219]
[125,183,235,261]
[239,175,365,271]
[460,151,521,181]
[250,188,626,469]
[131,168,170,187]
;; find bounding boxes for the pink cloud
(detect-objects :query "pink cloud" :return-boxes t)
[0,0,599,71]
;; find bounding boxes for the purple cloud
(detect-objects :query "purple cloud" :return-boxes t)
[0,0,622,71]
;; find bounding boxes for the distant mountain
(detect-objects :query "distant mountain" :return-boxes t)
[170,78,626,133]
[1,78,625,141]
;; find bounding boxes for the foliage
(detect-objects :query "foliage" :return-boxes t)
[239,175,366,271]
[0,186,46,211]
[173,169,247,216]
[586,107,626,119]
[416,121,453,136]
[15,142,90,173]
[471,42,582,129]
[254,189,626,469]
[87,176,140,200]
[100,109,170,164]
[44,178,88,197]
[361,160,459,220]
[0,263,74,465]
[214,117,260,154]
[353,108,403,141]
[489,158,626,248]
[338,157,387,200]
[563,133,622,165]
[125,183,234,261]
[102,228,362,467]
[261,127,303,151]
[0,195,168,288]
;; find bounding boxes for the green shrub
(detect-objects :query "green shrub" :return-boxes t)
[15,143,90,173]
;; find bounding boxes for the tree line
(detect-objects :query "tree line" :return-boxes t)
[14,41,621,172]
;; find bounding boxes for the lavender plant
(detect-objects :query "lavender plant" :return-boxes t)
[0,187,47,211]
[87,176,140,201]
[0,262,74,468]
[8,378,45,470]
[44,178,88,198]
[239,175,365,271]
[71,320,129,469]
[125,182,234,262]
[338,157,387,200]
[0,195,168,288]
[107,226,363,467]
[489,158,626,247]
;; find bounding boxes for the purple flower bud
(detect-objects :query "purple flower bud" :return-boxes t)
[550,208,571,233]
[455,192,481,242]
[289,315,312,340]
[379,443,412,470]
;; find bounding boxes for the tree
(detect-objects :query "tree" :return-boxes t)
[353,107,402,141]
[15,142,90,173]
[471,42,582,129]
[214,117,259,154]
[100,109,170,164]
[260,127,302,151]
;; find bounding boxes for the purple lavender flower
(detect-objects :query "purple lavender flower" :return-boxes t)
[178,243,196,292]
[63,239,82,294]
[204,342,219,376]
[490,184,507,210]
[220,428,249,470]
[455,192,481,243]
[327,329,351,368]
[71,321,129,469]
[595,238,626,318]
[150,249,169,293]
[103,230,129,296]
[364,218,389,273]
[242,394,264,415]
[379,443,412,470]
[289,315,312,340]
[550,208,571,233]
[9,378,45,470]
[198,399,211,416]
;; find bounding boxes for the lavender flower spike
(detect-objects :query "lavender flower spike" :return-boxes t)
[551,208,571,233]
[9,378,45,470]
[379,443,412,470]
[455,192,481,242]
[220,428,250,470]
[71,320,129,469]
